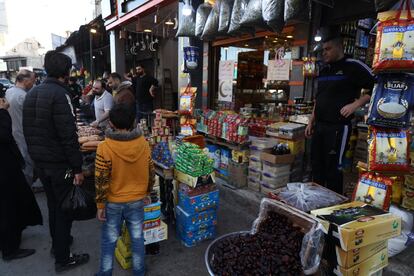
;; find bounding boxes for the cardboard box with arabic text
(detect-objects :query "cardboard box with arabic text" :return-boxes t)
[335,240,387,268]
[311,202,401,251]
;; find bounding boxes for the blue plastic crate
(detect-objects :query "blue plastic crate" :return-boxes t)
[176,223,216,247]
[175,205,217,232]
[178,189,219,214]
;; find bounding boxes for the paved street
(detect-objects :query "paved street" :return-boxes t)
[1,185,414,276]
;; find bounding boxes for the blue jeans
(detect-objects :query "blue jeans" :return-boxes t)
[97,200,145,276]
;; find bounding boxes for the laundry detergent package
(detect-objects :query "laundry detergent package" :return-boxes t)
[368,127,410,172]
[367,73,414,128]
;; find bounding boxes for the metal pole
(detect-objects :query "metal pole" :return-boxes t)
[89,32,94,81]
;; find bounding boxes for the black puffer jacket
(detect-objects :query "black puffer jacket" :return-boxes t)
[23,78,82,173]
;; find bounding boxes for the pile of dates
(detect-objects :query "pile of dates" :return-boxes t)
[210,212,304,276]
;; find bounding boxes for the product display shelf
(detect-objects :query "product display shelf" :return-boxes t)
[202,134,251,151]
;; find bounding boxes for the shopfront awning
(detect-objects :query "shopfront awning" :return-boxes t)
[105,0,176,31]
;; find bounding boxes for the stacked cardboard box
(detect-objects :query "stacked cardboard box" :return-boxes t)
[176,182,218,247]
[354,124,369,165]
[115,201,168,269]
[311,202,402,276]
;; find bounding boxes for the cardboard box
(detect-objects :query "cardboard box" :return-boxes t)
[311,202,401,251]
[335,240,387,268]
[260,148,295,164]
[334,246,388,276]
[228,161,248,188]
[144,221,168,245]
[174,169,215,188]
[277,138,305,155]
[143,218,161,230]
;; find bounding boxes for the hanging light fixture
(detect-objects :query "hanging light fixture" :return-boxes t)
[314,30,322,42]
[154,7,159,24]
[144,29,152,33]
[182,0,193,16]
[165,18,175,25]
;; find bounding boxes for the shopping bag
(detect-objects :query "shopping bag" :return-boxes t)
[195,3,212,38]
[373,0,414,72]
[202,0,221,40]
[62,183,97,221]
[262,0,285,33]
[176,4,196,37]
[228,0,255,35]
[218,0,234,34]
[284,0,310,24]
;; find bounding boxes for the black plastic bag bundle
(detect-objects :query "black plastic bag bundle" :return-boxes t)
[61,186,97,221]
[375,0,400,12]
[228,0,255,35]
[218,0,234,33]
[240,0,266,27]
[284,0,310,23]
[262,0,285,33]
[202,0,221,40]
[195,3,212,38]
[176,7,196,37]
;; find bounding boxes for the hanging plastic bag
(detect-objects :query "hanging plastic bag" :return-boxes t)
[262,0,285,33]
[176,4,196,37]
[195,3,212,38]
[228,0,255,35]
[284,0,310,23]
[388,204,414,257]
[367,73,414,129]
[375,0,401,12]
[62,184,96,221]
[202,0,221,40]
[300,224,325,275]
[373,0,414,72]
[368,127,410,172]
[218,0,234,33]
[240,0,266,28]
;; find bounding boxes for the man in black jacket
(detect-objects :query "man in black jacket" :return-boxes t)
[23,51,89,273]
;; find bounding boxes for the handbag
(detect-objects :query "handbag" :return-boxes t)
[61,169,97,221]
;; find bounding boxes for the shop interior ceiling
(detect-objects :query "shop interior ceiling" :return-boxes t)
[124,1,178,39]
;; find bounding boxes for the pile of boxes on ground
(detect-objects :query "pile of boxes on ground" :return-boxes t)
[174,142,219,247]
[247,122,306,194]
[311,201,402,275]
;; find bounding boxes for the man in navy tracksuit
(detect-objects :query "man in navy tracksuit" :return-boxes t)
[305,31,375,194]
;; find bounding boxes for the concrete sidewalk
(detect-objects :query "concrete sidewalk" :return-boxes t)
[1,184,413,276]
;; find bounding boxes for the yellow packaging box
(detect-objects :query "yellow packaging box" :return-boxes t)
[334,246,388,276]
[115,247,132,270]
[311,202,401,251]
[174,169,215,188]
[277,138,305,155]
[335,240,387,268]
[116,238,131,259]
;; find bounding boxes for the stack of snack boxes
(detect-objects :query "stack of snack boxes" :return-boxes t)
[174,142,219,247]
[311,202,402,276]
[151,111,174,144]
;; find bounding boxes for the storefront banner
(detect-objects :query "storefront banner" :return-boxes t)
[218,60,235,102]
[267,59,291,81]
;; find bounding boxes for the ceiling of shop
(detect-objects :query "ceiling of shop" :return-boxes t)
[123,1,178,35]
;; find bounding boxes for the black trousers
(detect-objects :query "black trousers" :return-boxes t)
[36,168,73,264]
[311,122,352,195]
[0,200,22,257]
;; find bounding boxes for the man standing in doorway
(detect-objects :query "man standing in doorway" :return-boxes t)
[23,50,89,272]
[90,79,114,128]
[132,65,158,121]
[305,28,375,194]
[5,70,36,186]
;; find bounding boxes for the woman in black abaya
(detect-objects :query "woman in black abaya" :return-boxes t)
[0,97,42,261]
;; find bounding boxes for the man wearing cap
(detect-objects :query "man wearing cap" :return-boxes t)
[305,27,375,194]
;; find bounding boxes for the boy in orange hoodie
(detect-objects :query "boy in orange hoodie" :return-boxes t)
[95,103,154,276]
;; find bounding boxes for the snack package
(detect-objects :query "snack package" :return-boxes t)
[367,73,414,128]
[373,0,414,72]
[179,86,197,115]
[368,127,410,172]
[352,172,393,211]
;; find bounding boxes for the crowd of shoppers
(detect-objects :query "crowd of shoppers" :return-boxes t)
[0,50,158,275]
